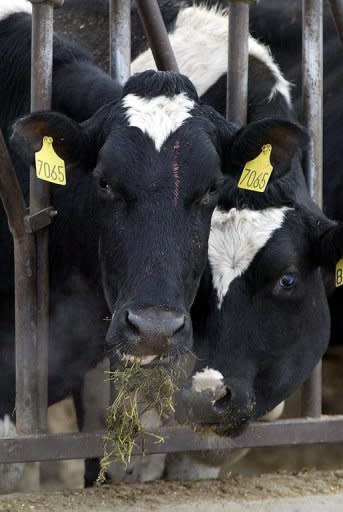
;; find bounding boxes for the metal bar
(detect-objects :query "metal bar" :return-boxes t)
[109,0,131,83]
[301,363,322,417]
[328,0,343,45]
[0,132,37,438]
[134,0,179,72]
[301,0,323,418]
[227,1,254,125]
[24,0,61,436]
[302,0,323,205]
[108,0,131,402]
[1,417,343,464]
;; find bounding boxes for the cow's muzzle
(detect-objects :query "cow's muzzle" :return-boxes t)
[175,369,256,437]
[106,306,192,362]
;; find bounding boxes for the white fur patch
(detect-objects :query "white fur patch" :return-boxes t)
[0,0,32,21]
[192,367,225,393]
[122,93,194,151]
[0,415,25,493]
[131,5,291,106]
[0,414,16,437]
[209,207,291,308]
[260,401,285,421]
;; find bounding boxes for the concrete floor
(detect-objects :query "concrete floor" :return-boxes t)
[1,470,343,512]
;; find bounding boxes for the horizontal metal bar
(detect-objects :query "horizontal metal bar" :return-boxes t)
[24,207,57,234]
[1,417,343,464]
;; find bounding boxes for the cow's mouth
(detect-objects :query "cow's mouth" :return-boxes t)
[115,350,179,368]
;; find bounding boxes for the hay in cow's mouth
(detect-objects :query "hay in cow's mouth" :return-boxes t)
[97,360,179,484]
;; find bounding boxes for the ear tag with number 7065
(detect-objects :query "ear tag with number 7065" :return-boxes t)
[35,136,66,186]
[336,258,343,287]
[238,144,273,193]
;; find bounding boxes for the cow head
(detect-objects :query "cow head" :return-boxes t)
[11,70,237,365]
[178,118,343,436]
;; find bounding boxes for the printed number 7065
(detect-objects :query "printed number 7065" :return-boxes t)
[36,159,65,184]
[239,168,269,190]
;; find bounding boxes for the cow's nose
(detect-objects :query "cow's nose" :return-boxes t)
[107,306,192,357]
[176,372,255,436]
[126,308,185,340]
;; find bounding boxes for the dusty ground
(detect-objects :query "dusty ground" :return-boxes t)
[1,470,343,511]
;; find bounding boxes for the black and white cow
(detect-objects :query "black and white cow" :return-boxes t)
[248,0,343,350]
[0,0,308,490]
[132,4,343,439]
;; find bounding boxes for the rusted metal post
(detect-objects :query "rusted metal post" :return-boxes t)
[227,1,256,125]
[135,0,179,72]
[17,0,62,438]
[0,132,37,433]
[301,0,323,418]
[328,0,343,45]
[109,0,131,83]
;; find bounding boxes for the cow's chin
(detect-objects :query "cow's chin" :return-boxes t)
[190,410,252,438]
[207,415,251,437]
[175,385,255,438]
[180,398,286,437]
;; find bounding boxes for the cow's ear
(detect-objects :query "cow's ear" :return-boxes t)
[227,119,308,181]
[11,111,95,168]
[314,222,343,269]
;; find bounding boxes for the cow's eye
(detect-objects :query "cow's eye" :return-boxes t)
[96,176,120,200]
[279,273,297,288]
[99,177,111,192]
[199,183,220,206]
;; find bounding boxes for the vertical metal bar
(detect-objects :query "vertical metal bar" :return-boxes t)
[18,0,60,438]
[301,0,323,418]
[328,0,343,45]
[0,132,37,436]
[109,0,131,83]
[227,1,253,125]
[108,1,131,402]
[135,0,179,72]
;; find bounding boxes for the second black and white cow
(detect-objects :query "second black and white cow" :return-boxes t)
[132,4,343,437]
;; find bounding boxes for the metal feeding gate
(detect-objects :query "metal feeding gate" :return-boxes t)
[1,0,343,472]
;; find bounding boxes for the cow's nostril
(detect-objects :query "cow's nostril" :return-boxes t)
[126,310,141,334]
[171,314,186,336]
[213,387,232,415]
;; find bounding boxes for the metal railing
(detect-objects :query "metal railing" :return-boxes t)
[1,0,343,477]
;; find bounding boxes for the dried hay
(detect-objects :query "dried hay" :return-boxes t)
[97,360,181,484]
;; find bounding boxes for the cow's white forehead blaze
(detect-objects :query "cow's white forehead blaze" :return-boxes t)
[122,92,194,151]
[209,206,292,308]
[0,0,31,21]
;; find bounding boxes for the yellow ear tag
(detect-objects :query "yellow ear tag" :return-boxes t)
[237,144,273,193]
[336,258,343,287]
[35,136,66,186]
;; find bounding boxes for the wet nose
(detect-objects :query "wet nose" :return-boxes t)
[126,308,185,340]
[107,306,191,357]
